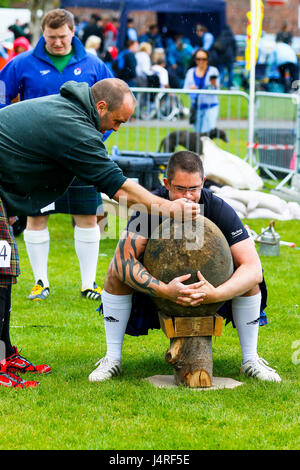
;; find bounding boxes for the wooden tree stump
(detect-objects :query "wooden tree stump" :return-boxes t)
[159,314,223,388]
[166,336,213,388]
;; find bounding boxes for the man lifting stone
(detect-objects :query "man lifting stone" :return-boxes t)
[89,151,281,384]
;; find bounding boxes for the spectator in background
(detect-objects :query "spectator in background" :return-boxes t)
[74,16,80,37]
[75,16,89,40]
[126,18,138,42]
[192,23,203,49]
[136,42,152,86]
[7,37,31,62]
[103,16,119,52]
[167,34,194,88]
[81,14,104,53]
[112,40,138,87]
[276,21,293,45]
[8,19,32,43]
[8,19,25,39]
[151,49,169,88]
[102,45,118,74]
[139,24,163,50]
[213,25,236,89]
[268,38,298,93]
[195,25,214,52]
[85,35,102,56]
[184,48,220,133]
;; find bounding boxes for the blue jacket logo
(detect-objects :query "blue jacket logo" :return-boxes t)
[74,67,82,76]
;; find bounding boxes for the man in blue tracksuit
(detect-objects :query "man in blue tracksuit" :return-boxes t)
[0,9,113,302]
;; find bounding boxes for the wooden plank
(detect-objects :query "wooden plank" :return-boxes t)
[174,316,214,337]
[213,315,223,337]
[159,314,223,339]
[158,312,175,338]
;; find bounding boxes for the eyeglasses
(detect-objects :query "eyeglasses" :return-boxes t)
[195,57,207,61]
[171,184,203,194]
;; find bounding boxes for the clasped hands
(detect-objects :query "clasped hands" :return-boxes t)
[167,198,200,221]
[165,271,218,306]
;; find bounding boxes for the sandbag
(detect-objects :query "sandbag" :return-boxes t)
[212,186,287,215]
[211,186,300,220]
[287,202,300,219]
[201,137,263,190]
[247,208,292,220]
[212,186,254,205]
[217,196,248,217]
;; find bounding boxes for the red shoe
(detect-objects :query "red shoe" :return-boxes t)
[0,359,39,388]
[5,346,51,375]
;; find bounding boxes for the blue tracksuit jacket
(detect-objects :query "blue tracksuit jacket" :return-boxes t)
[0,35,113,107]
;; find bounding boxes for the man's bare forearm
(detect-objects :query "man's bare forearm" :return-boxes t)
[213,265,263,302]
[113,179,200,219]
[114,180,171,215]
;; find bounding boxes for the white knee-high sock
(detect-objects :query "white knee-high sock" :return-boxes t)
[232,292,261,364]
[23,228,50,287]
[102,290,132,362]
[74,225,100,290]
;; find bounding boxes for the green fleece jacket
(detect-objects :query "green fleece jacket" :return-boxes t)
[0,81,127,216]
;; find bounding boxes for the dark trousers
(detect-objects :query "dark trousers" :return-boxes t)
[0,285,13,359]
[278,62,298,92]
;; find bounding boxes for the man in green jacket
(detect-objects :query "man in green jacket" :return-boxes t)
[1,9,115,304]
[0,77,200,389]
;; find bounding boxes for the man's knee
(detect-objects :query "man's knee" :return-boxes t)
[73,214,97,228]
[241,284,261,297]
[104,261,133,295]
[26,215,49,230]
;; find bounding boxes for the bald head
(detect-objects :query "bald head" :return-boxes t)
[91,78,136,112]
[92,78,136,133]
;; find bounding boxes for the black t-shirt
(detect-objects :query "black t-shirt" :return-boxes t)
[127,186,249,247]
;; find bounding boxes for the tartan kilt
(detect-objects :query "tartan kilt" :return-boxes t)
[0,197,20,286]
[29,178,104,216]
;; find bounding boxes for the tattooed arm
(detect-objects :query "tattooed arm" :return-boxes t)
[112,230,205,304]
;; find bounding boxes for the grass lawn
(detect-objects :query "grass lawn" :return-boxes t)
[0,213,299,450]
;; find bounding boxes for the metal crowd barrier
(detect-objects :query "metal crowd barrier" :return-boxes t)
[252,91,298,188]
[107,87,298,189]
[121,87,248,157]
[106,87,249,189]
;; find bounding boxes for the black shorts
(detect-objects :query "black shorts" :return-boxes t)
[30,178,103,216]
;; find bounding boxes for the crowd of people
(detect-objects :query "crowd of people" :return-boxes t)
[3,12,299,128]
[2,13,299,95]
[0,13,239,133]
[1,13,237,89]
[74,15,237,134]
